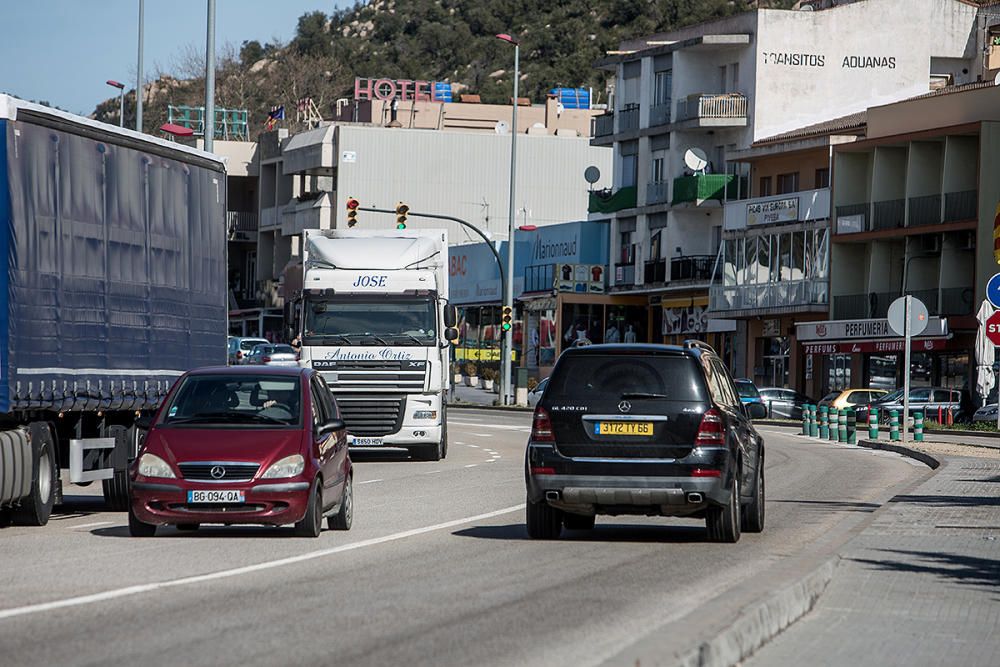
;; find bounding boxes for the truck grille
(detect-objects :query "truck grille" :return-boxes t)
[313,359,426,391]
[178,463,260,482]
[336,396,405,437]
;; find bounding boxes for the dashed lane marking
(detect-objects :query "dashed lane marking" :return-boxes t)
[358,479,384,485]
[465,464,477,468]
[72,521,113,531]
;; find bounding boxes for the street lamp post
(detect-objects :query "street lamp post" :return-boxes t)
[106,80,125,127]
[204,0,216,152]
[496,32,519,406]
[136,0,144,132]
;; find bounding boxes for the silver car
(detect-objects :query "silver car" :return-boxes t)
[973,403,999,423]
[245,343,299,367]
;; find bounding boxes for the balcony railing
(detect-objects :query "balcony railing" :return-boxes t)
[833,292,897,319]
[650,100,672,126]
[675,93,747,123]
[672,174,736,205]
[709,279,828,313]
[593,112,615,138]
[227,211,258,241]
[910,289,940,315]
[260,206,279,230]
[615,262,635,285]
[619,103,640,131]
[644,259,666,284]
[670,255,714,282]
[943,190,977,222]
[646,180,670,206]
[835,203,869,234]
[589,186,637,214]
[872,199,905,231]
[907,194,941,228]
[940,287,974,316]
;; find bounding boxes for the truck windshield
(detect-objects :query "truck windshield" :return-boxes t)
[303,297,436,346]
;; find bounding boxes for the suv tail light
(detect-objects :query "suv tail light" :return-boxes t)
[531,407,555,442]
[695,408,725,446]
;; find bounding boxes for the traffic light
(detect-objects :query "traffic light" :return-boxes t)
[395,202,409,229]
[346,197,359,227]
[501,305,513,332]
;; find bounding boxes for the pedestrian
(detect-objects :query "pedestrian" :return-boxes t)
[624,324,637,344]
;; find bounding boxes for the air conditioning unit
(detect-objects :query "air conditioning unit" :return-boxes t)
[916,234,941,254]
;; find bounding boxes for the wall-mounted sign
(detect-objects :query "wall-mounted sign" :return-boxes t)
[761,53,896,70]
[747,197,798,226]
[837,214,865,234]
[341,150,357,163]
[663,305,707,335]
[761,319,781,337]
[802,338,948,355]
[554,263,604,293]
[797,317,948,342]
[354,77,446,102]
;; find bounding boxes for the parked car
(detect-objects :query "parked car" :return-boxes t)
[817,388,888,423]
[734,379,768,418]
[870,387,970,423]
[525,341,765,543]
[246,343,299,367]
[973,402,998,423]
[128,366,353,537]
[227,336,269,365]
[758,388,815,420]
[527,377,549,407]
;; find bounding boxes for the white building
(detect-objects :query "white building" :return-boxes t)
[589,0,982,369]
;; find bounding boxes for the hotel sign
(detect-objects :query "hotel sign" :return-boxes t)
[747,197,798,225]
[354,77,446,102]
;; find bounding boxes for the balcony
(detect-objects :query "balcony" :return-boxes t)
[671,174,736,206]
[589,186,637,214]
[724,188,830,231]
[833,292,897,319]
[835,288,973,319]
[650,100,672,127]
[940,287,974,316]
[593,112,614,138]
[670,255,714,282]
[644,259,666,284]
[646,180,670,206]
[615,262,635,285]
[260,206,279,230]
[944,190,977,222]
[872,199,904,231]
[907,194,941,228]
[227,211,258,241]
[835,203,869,234]
[619,103,640,132]
[709,279,828,314]
[675,93,748,128]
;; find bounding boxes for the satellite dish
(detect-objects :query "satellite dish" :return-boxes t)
[494,121,510,135]
[684,147,709,172]
[584,166,601,184]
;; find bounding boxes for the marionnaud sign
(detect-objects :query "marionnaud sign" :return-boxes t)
[796,317,948,342]
[747,197,798,226]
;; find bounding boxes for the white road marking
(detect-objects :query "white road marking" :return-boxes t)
[449,421,530,432]
[422,470,442,475]
[357,479,383,485]
[0,504,526,622]
[71,521,113,531]
[471,433,494,438]
[466,444,480,448]
[464,464,477,468]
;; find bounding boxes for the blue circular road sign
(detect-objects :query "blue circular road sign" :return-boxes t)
[988,273,1000,309]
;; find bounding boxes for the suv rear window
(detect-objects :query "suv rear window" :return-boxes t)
[547,354,707,402]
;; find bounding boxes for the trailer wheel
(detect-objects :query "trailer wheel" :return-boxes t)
[13,423,57,526]
[102,425,131,511]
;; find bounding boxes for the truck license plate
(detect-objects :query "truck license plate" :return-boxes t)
[596,421,653,436]
[187,490,245,503]
[351,437,384,447]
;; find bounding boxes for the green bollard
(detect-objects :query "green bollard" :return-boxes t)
[819,406,829,440]
[839,409,848,442]
[869,408,879,440]
[802,405,810,435]
[914,411,924,442]
[847,408,857,444]
[830,408,840,442]
[889,410,900,441]
[810,405,819,438]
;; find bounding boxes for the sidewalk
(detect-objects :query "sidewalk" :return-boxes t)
[748,440,1000,666]
[449,383,500,407]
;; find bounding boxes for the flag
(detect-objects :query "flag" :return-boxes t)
[994,202,1000,264]
[263,105,285,131]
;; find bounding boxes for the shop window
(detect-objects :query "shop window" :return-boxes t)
[525,307,556,367]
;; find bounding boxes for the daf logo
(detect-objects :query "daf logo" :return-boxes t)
[210,465,226,480]
[618,400,632,413]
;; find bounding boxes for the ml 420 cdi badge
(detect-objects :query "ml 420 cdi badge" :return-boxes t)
[524,342,765,542]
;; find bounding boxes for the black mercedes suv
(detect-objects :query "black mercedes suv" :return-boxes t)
[524,341,765,542]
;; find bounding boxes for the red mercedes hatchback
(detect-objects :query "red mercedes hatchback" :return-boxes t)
[128,366,352,537]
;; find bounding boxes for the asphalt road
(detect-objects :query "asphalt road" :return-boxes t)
[0,413,929,667]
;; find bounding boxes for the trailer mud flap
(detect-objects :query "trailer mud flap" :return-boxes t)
[69,438,115,484]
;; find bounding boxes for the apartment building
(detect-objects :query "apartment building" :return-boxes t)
[589,0,981,371]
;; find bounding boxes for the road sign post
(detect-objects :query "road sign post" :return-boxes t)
[984,309,1000,433]
[888,296,928,444]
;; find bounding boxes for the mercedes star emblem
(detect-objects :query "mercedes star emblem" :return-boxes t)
[618,400,632,413]
[210,465,226,479]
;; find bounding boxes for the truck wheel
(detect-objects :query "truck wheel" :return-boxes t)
[440,405,449,460]
[102,425,131,511]
[706,474,741,543]
[327,476,353,531]
[128,506,157,537]
[13,423,57,526]
[526,496,562,539]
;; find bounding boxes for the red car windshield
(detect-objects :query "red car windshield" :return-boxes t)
[160,375,302,427]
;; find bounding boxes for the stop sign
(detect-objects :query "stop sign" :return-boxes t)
[987,311,1000,345]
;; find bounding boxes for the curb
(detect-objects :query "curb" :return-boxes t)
[857,439,941,469]
[675,557,838,667]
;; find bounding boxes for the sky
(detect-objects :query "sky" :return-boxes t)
[0,0,351,116]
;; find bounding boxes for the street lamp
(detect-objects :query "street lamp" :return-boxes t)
[496,32,519,405]
[106,80,125,128]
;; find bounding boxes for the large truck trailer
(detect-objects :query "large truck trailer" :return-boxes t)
[0,95,228,525]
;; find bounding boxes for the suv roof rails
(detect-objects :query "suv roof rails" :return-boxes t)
[683,339,717,354]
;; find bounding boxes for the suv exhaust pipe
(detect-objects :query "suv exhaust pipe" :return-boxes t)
[545,490,561,502]
[687,492,704,504]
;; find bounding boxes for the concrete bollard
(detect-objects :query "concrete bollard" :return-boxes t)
[847,408,857,444]
[809,405,819,438]
[889,409,900,441]
[819,405,829,440]
[869,408,879,440]
[914,411,924,442]
[838,409,848,443]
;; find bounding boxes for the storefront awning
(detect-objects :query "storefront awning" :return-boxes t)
[802,338,952,355]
